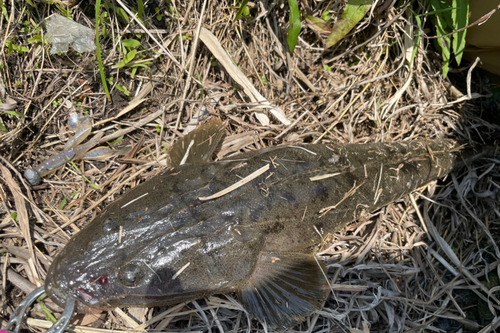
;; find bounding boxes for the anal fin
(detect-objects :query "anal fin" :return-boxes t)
[237,252,329,328]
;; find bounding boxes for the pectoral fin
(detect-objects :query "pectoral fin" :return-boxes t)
[168,118,225,167]
[237,252,329,327]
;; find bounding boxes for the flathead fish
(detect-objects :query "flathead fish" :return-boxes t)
[44,120,491,327]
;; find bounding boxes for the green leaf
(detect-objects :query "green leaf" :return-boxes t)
[131,67,138,78]
[28,35,42,43]
[321,10,330,21]
[37,293,57,323]
[115,84,130,96]
[430,0,451,77]
[96,0,111,101]
[305,15,331,35]
[116,7,130,22]
[287,0,301,54]
[10,212,17,221]
[1,111,25,117]
[452,0,468,66]
[108,135,124,145]
[1,2,8,21]
[69,161,100,190]
[326,0,372,48]
[235,0,250,21]
[410,8,422,70]
[129,62,152,68]
[122,39,141,48]
[0,122,5,132]
[124,49,137,64]
[117,49,137,68]
[137,0,144,18]
[59,192,80,210]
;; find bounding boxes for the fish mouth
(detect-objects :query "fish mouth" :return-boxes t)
[46,274,94,310]
[45,256,112,311]
[46,275,113,312]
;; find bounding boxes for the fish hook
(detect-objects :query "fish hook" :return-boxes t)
[3,286,75,333]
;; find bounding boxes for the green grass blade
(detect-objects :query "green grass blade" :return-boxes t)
[410,8,422,70]
[452,0,468,65]
[59,191,81,210]
[235,0,250,21]
[137,0,144,18]
[70,161,100,190]
[287,0,301,54]
[430,0,451,77]
[96,0,111,101]
[37,293,57,323]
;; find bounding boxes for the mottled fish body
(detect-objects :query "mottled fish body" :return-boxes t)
[45,122,490,327]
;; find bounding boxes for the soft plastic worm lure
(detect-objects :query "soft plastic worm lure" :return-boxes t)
[24,114,130,186]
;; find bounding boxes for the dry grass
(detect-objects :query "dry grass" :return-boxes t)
[1,0,500,332]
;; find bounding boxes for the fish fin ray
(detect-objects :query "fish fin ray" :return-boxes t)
[168,118,225,167]
[237,252,329,327]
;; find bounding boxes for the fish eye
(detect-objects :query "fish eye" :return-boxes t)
[102,218,119,233]
[119,264,144,287]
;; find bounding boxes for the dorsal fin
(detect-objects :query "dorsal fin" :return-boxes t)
[168,118,225,167]
[237,252,329,327]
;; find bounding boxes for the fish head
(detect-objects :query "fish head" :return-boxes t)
[45,199,265,309]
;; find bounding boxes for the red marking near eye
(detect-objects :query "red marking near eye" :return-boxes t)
[91,275,108,286]
[97,275,108,285]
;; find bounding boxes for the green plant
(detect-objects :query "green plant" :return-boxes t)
[326,0,373,48]
[37,294,57,323]
[427,0,469,77]
[104,0,145,24]
[107,76,130,96]
[0,110,24,131]
[59,191,81,210]
[52,98,63,108]
[236,0,301,54]
[116,38,152,77]
[236,0,373,54]
[5,39,29,55]
[108,135,124,146]
[287,0,300,53]
[155,7,164,21]
[95,0,111,101]
[0,0,8,20]
[56,3,73,18]
[69,161,100,190]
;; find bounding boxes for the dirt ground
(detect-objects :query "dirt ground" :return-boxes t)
[1,0,500,332]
